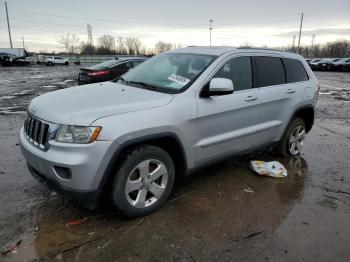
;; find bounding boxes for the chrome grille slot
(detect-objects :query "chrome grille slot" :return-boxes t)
[24,114,50,150]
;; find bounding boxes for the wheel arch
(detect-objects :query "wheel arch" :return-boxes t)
[98,132,188,192]
[291,105,315,133]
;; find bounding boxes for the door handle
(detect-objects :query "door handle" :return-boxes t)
[286,89,296,94]
[245,96,257,101]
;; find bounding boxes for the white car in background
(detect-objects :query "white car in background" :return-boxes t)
[45,56,69,66]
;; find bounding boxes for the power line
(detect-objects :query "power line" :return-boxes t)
[10,9,208,27]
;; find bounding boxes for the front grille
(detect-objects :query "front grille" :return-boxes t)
[24,114,50,150]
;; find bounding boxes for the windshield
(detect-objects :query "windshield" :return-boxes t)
[89,59,119,70]
[119,53,217,93]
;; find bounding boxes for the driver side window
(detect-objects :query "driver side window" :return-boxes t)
[214,56,253,91]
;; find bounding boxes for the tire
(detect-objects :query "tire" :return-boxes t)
[111,145,175,217]
[46,62,53,66]
[64,61,69,65]
[274,118,306,157]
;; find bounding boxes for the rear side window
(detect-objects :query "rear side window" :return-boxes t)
[214,56,252,91]
[256,57,285,87]
[131,60,144,67]
[283,58,309,83]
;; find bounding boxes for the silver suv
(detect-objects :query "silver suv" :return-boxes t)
[20,47,319,217]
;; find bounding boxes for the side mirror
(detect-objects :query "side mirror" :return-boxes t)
[201,78,234,97]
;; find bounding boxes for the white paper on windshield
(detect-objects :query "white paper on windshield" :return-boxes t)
[168,74,190,86]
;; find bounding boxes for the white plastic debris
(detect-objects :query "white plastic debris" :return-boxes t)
[250,160,287,178]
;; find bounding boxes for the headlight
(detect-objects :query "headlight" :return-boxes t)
[55,125,102,144]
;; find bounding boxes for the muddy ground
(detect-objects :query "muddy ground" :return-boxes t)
[0,65,349,261]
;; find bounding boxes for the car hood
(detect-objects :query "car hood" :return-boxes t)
[28,81,174,126]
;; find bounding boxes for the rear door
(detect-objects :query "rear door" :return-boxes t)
[195,55,261,164]
[54,57,64,64]
[254,56,308,143]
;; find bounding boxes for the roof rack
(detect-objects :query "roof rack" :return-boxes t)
[237,47,295,54]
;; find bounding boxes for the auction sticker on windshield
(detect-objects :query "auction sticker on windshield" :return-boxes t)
[168,74,190,86]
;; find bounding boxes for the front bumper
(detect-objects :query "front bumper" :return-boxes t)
[19,127,115,206]
[27,164,99,209]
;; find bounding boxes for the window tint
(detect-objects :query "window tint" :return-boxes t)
[115,62,128,71]
[283,58,309,83]
[214,56,252,91]
[256,57,285,87]
[131,60,144,67]
[54,57,62,60]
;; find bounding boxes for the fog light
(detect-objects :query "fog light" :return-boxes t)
[53,166,72,180]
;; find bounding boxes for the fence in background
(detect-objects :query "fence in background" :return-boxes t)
[66,55,146,64]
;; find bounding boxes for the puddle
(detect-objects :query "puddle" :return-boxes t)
[3,156,308,261]
[0,106,27,115]
[333,96,350,101]
[29,75,46,79]
[41,85,57,88]
[317,195,341,210]
[0,90,35,101]
[64,79,75,83]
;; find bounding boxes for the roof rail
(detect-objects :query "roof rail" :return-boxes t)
[237,47,296,54]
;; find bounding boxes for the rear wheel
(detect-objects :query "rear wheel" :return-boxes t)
[111,145,175,217]
[46,61,53,66]
[274,118,306,157]
[64,61,69,65]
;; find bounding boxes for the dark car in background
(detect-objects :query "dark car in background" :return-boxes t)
[0,53,30,66]
[78,57,147,84]
[343,58,350,71]
[329,57,350,71]
[318,58,341,70]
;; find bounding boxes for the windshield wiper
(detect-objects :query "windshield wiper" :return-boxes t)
[128,81,159,91]
[118,76,128,83]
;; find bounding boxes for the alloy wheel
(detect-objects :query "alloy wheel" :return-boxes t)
[289,125,306,155]
[125,159,168,208]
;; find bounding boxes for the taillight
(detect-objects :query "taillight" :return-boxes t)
[317,83,321,93]
[87,70,110,77]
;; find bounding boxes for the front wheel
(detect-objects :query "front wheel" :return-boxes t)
[274,118,306,157]
[111,145,175,217]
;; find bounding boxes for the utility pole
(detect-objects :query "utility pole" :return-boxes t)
[22,37,25,49]
[209,19,213,46]
[5,2,13,48]
[297,12,304,54]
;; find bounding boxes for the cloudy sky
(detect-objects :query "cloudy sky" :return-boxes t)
[0,0,349,52]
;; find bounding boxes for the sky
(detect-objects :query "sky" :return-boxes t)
[0,0,349,52]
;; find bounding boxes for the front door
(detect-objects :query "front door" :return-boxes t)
[195,56,261,165]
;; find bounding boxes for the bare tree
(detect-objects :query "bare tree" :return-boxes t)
[155,41,173,54]
[80,41,95,55]
[132,38,142,55]
[116,36,126,54]
[98,35,115,54]
[57,33,80,54]
[125,37,135,55]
